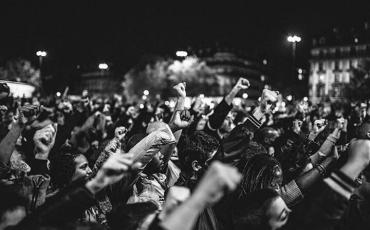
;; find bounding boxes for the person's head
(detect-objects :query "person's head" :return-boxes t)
[255,127,280,148]
[0,184,27,230]
[50,145,92,189]
[0,83,10,101]
[178,131,219,179]
[236,154,283,199]
[356,121,370,140]
[232,189,290,230]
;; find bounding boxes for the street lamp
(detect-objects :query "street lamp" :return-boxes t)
[287,35,301,61]
[176,51,188,57]
[36,51,47,91]
[98,63,109,70]
[36,50,47,66]
[287,35,301,80]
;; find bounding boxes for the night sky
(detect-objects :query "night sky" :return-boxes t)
[1,1,370,91]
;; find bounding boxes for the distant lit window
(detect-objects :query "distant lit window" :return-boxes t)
[319,74,325,82]
[334,73,340,83]
[311,49,320,57]
[319,37,326,45]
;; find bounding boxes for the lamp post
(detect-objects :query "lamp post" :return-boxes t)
[287,35,301,80]
[36,51,47,91]
[36,51,47,67]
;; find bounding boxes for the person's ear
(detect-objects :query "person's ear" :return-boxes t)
[192,160,202,172]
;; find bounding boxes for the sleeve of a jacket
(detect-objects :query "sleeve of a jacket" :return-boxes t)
[220,113,262,163]
[280,180,304,207]
[207,98,233,131]
[15,182,96,228]
[300,171,354,230]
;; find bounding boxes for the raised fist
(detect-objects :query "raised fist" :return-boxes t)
[170,110,194,131]
[34,123,58,160]
[86,153,142,194]
[115,126,127,141]
[260,89,279,113]
[192,161,241,207]
[16,104,41,126]
[234,78,250,90]
[173,82,187,98]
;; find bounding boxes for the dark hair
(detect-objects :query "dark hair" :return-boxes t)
[50,144,81,189]
[177,131,219,172]
[236,154,281,199]
[0,83,10,95]
[107,202,158,230]
[232,189,279,230]
[0,184,27,219]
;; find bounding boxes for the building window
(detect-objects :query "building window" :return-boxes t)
[334,73,341,83]
[311,49,319,57]
[318,62,324,72]
[317,83,325,97]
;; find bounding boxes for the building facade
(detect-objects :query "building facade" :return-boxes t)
[204,51,268,99]
[79,71,122,97]
[309,23,370,103]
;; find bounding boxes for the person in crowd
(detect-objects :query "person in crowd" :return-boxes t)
[1,78,370,230]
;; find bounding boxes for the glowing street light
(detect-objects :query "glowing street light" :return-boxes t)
[36,50,47,86]
[176,51,188,57]
[287,35,301,43]
[36,51,47,57]
[287,34,302,81]
[98,63,109,70]
[36,50,47,66]
[143,90,149,96]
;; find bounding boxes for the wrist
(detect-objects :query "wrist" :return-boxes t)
[175,97,185,110]
[34,152,49,160]
[308,132,317,141]
[252,106,264,121]
[12,121,24,131]
[340,163,364,181]
[168,123,179,133]
[85,174,106,195]
[186,193,207,212]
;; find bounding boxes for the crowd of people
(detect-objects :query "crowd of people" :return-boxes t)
[0,78,370,230]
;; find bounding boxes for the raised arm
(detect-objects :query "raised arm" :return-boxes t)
[207,78,250,131]
[15,149,141,228]
[0,105,40,165]
[157,162,241,230]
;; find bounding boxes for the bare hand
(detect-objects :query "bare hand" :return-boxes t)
[34,123,58,160]
[234,78,250,90]
[260,89,279,113]
[16,105,41,126]
[86,153,142,194]
[170,110,194,131]
[173,82,187,98]
[192,161,241,207]
[115,126,127,141]
[292,119,302,134]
